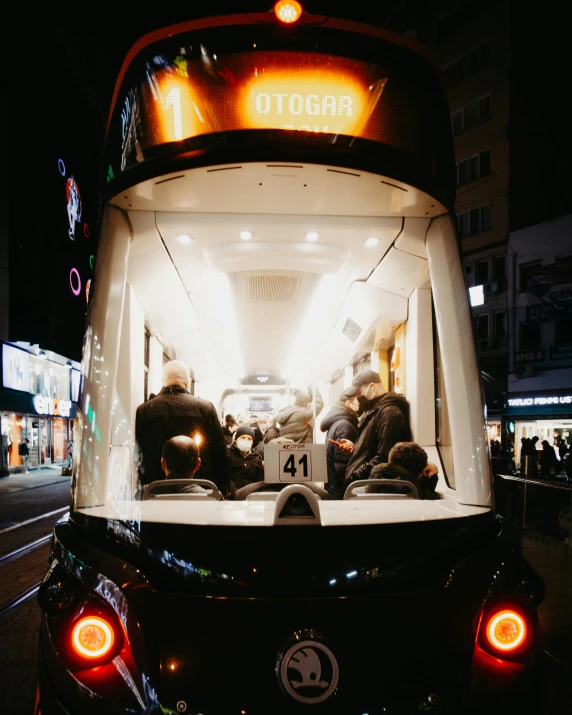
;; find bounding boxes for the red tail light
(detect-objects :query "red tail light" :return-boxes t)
[485,610,526,652]
[71,616,116,659]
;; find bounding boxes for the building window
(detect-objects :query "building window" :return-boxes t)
[452,95,492,136]
[457,150,491,186]
[456,203,492,237]
[444,39,492,88]
[495,310,507,337]
[518,261,543,293]
[493,255,506,282]
[476,259,489,285]
[519,322,542,349]
[555,318,572,345]
[476,313,489,339]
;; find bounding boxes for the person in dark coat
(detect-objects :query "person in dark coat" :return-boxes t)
[539,439,559,478]
[340,369,412,486]
[222,414,237,446]
[135,360,230,493]
[366,441,439,500]
[320,388,359,498]
[274,387,324,443]
[228,425,265,493]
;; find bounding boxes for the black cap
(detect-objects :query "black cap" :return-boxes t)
[235,425,255,440]
[343,369,382,397]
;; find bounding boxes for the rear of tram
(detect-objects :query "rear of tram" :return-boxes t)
[36,5,546,714]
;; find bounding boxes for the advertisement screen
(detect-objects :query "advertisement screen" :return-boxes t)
[249,397,272,413]
[2,344,30,392]
[71,369,81,402]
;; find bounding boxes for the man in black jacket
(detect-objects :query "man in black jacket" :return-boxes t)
[135,360,230,493]
[340,369,411,487]
[320,388,359,498]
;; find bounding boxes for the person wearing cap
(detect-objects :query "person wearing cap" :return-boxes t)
[319,388,360,498]
[339,368,412,487]
[228,425,265,494]
[274,386,324,443]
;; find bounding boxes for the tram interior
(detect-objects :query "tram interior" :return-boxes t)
[75,162,492,523]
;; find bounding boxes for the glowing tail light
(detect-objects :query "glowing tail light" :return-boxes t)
[274,1,302,23]
[72,616,115,658]
[486,610,526,651]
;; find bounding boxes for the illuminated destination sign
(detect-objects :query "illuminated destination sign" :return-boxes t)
[118,52,391,169]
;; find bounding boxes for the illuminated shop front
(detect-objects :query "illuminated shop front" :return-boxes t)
[1,342,79,475]
[503,388,572,469]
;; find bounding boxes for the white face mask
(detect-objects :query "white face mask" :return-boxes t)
[236,437,253,453]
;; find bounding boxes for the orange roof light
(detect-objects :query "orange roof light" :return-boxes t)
[274,1,302,24]
[72,616,115,658]
[486,610,526,651]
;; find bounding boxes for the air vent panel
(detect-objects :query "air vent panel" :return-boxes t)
[248,275,301,302]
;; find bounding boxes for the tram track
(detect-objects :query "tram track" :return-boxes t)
[0,507,68,618]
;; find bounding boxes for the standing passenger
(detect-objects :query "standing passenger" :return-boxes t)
[228,426,264,493]
[340,369,411,486]
[135,360,230,493]
[320,388,359,498]
[274,386,324,443]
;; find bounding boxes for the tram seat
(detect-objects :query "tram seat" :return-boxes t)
[343,479,420,500]
[142,478,222,501]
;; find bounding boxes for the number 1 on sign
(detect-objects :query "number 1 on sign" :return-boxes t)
[283,454,309,478]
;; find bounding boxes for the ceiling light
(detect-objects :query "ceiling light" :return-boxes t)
[364,236,379,247]
[239,230,253,240]
[177,234,193,244]
[305,232,319,242]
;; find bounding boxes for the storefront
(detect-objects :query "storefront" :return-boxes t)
[1,342,79,475]
[503,388,572,469]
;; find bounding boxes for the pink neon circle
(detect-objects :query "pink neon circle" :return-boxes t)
[70,268,82,296]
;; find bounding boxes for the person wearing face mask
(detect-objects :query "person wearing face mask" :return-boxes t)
[135,360,231,494]
[228,425,265,494]
[339,368,412,488]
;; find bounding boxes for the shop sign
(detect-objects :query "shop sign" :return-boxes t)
[549,344,572,361]
[527,303,562,321]
[515,349,544,363]
[507,394,572,408]
[33,395,72,418]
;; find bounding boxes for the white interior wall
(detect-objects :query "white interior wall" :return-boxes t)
[148,335,164,396]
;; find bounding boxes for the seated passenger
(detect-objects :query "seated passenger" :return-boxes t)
[153,435,207,495]
[365,441,440,499]
[229,426,265,493]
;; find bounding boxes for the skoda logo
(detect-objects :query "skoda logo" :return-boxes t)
[277,638,339,704]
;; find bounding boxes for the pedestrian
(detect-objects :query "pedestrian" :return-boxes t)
[320,388,359,498]
[18,438,30,473]
[339,369,412,487]
[67,440,73,468]
[135,359,231,494]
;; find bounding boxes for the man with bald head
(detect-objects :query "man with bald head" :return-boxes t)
[135,360,230,493]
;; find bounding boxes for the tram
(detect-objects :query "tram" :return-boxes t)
[36,3,546,713]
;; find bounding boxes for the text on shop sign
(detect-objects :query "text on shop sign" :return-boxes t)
[33,396,72,417]
[507,395,572,407]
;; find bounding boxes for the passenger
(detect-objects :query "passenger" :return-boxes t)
[228,425,265,493]
[320,388,359,499]
[222,414,237,446]
[365,441,440,499]
[539,439,559,478]
[274,386,324,443]
[135,359,231,494]
[340,369,412,487]
[250,418,264,449]
[158,435,207,494]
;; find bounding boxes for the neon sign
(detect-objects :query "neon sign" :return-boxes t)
[507,394,572,407]
[70,268,81,296]
[33,395,72,417]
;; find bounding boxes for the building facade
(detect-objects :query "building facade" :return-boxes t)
[0,341,79,475]
[505,213,572,468]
